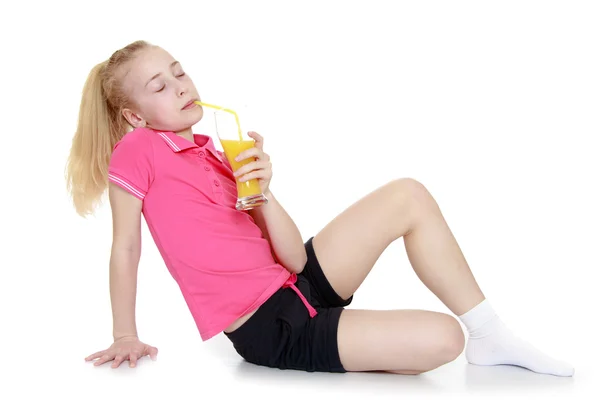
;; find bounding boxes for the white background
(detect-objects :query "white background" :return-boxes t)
[1,0,598,399]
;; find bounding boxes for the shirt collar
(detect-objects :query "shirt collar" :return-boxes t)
[154,130,223,162]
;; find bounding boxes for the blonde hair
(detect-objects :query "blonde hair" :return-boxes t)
[65,40,152,217]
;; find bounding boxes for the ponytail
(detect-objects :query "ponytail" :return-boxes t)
[66,40,151,216]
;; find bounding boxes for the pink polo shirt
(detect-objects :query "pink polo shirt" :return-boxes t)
[107,127,315,341]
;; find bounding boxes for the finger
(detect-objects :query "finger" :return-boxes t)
[235,147,261,162]
[85,351,105,361]
[248,131,262,141]
[149,347,158,361]
[129,352,138,368]
[247,130,261,140]
[111,355,124,369]
[239,170,270,183]
[233,161,270,177]
[235,146,268,162]
[233,160,255,177]
[248,131,263,149]
[94,353,113,367]
[249,149,270,162]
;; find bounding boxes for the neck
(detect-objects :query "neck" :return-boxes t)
[175,127,194,143]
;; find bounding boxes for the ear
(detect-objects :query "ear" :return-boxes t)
[122,108,147,128]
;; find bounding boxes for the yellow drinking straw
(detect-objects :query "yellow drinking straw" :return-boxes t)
[194,101,243,141]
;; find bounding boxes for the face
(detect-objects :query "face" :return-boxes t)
[121,46,203,134]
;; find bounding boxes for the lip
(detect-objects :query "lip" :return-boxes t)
[182,100,198,110]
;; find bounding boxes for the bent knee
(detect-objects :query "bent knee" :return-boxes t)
[388,178,435,211]
[434,314,465,363]
[391,177,429,194]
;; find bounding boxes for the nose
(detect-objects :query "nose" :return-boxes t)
[176,81,188,97]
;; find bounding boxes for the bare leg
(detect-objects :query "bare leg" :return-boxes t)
[312,178,573,376]
[313,178,484,316]
[337,309,465,373]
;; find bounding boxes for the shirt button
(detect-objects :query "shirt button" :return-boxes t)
[204,166,211,171]
[198,151,205,157]
[214,180,220,187]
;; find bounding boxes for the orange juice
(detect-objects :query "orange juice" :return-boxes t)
[220,139,262,198]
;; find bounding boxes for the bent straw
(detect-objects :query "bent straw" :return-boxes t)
[194,101,243,141]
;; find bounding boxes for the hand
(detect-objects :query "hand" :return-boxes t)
[85,336,158,368]
[232,131,273,195]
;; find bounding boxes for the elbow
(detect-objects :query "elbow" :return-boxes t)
[294,264,306,274]
[272,242,308,274]
[111,234,141,254]
[110,240,142,265]
[287,263,305,275]
[287,251,308,275]
[298,251,308,273]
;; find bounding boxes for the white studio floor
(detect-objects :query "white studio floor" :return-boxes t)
[6,254,598,400]
[7,243,596,400]
[10,330,595,400]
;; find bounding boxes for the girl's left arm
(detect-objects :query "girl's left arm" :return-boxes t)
[248,190,307,274]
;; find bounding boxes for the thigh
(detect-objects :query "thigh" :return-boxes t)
[312,178,429,299]
[301,237,354,308]
[337,309,465,373]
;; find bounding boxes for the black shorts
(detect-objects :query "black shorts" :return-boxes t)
[224,236,353,373]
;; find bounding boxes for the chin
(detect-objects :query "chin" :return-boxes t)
[189,114,203,127]
[195,107,204,122]
[185,106,203,125]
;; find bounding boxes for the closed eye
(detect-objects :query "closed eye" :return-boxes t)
[155,72,185,92]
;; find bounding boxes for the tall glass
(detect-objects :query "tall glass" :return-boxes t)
[212,108,269,211]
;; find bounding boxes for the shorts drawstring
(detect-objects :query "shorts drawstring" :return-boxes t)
[282,273,318,318]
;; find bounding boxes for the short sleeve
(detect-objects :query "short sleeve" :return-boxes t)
[108,131,154,200]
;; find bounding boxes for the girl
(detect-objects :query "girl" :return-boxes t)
[67,40,573,376]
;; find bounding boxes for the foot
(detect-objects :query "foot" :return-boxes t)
[465,316,574,377]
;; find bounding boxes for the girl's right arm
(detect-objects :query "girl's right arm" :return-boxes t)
[85,183,158,368]
[109,183,142,340]
[109,183,143,341]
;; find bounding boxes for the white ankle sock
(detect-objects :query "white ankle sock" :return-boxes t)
[458,299,574,377]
